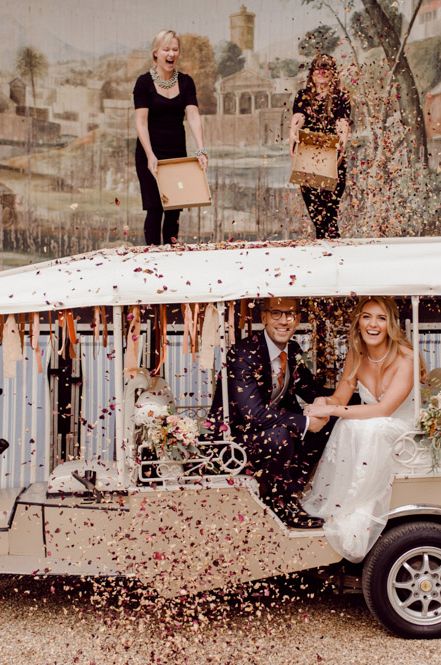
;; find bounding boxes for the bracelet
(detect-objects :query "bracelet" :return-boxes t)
[195,147,208,157]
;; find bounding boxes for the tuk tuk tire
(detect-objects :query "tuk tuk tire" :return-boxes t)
[362,521,441,638]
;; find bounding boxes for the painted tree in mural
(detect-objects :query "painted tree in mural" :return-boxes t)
[300,0,438,236]
[179,34,217,114]
[215,41,245,78]
[298,25,339,56]
[350,10,380,50]
[268,57,301,78]
[15,46,48,107]
[360,0,427,163]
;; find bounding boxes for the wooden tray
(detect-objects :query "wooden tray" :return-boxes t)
[156,157,211,210]
[290,129,338,191]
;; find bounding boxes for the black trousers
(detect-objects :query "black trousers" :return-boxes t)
[243,420,333,509]
[301,162,346,239]
[144,209,180,245]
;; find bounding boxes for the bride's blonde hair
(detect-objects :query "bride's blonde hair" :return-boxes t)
[347,296,417,380]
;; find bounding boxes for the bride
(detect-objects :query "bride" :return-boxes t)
[302,296,421,562]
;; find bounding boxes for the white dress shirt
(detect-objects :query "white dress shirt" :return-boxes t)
[264,330,289,402]
[264,330,309,438]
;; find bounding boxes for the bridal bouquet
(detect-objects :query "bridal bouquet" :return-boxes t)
[419,391,441,469]
[134,401,199,461]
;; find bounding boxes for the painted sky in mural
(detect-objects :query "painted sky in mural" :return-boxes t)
[1,0,338,65]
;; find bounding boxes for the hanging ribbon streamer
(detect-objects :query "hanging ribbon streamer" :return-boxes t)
[58,311,67,358]
[160,304,168,366]
[228,301,236,346]
[124,305,141,378]
[93,306,101,351]
[101,306,108,348]
[92,306,101,359]
[182,304,192,355]
[48,311,56,352]
[239,298,253,336]
[18,313,26,353]
[152,304,168,375]
[0,315,4,345]
[199,304,221,370]
[57,310,78,359]
[182,303,199,357]
[190,303,199,360]
[93,306,109,354]
[2,314,23,379]
[66,310,78,360]
[30,312,43,374]
[152,306,161,374]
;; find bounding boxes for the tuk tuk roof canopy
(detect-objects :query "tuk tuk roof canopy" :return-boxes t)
[0,237,440,314]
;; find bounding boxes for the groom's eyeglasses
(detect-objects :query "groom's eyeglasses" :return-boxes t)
[266,309,297,321]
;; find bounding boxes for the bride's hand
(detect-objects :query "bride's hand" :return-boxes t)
[304,403,334,418]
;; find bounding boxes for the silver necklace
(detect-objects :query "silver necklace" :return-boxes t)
[150,67,178,89]
[367,350,389,364]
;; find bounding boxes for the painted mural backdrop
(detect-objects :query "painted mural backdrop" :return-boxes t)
[0,0,440,267]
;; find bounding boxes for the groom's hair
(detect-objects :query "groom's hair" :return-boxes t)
[260,297,300,312]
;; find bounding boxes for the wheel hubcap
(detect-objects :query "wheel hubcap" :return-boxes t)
[387,546,441,626]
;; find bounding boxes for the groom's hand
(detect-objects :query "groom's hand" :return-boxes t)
[312,396,328,406]
[307,415,329,433]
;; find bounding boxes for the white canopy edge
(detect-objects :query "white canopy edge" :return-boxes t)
[0,237,440,314]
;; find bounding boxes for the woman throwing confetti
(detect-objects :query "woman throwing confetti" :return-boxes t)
[290,54,351,239]
[133,30,208,245]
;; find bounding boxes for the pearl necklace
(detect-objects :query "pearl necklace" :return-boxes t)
[367,350,389,364]
[150,67,178,89]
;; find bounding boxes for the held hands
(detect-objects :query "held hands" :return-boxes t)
[307,415,329,433]
[304,402,334,418]
[304,395,334,421]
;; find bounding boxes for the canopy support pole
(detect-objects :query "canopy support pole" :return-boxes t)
[411,296,421,425]
[216,302,230,439]
[113,305,126,485]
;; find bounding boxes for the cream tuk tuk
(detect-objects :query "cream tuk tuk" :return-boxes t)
[1,237,441,639]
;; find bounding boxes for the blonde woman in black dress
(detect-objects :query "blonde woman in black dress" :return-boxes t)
[134,30,208,245]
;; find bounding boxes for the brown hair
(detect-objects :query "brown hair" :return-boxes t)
[347,296,425,381]
[260,297,299,313]
[304,54,345,123]
[151,30,180,62]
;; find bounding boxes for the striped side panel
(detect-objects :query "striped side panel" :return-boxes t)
[0,337,52,489]
[79,335,116,463]
[79,334,145,463]
[165,333,220,410]
[420,332,441,372]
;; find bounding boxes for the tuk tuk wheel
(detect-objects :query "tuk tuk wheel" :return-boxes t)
[362,521,441,638]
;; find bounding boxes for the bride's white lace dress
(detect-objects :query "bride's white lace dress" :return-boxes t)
[302,382,414,563]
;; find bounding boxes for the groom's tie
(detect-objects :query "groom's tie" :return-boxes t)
[277,350,287,390]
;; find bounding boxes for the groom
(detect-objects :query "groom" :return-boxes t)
[208,297,331,529]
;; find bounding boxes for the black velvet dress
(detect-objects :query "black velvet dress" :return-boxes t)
[292,88,351,239]
[133,71,198,210]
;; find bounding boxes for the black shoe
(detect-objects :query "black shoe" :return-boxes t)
[0,439,9,455]
[284,496,324,529]
[286,512,324,529]
[269,495,324,529]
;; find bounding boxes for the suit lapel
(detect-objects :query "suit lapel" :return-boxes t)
[257,332,273,400]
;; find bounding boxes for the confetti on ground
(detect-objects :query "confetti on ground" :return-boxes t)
[0,576,438,665]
